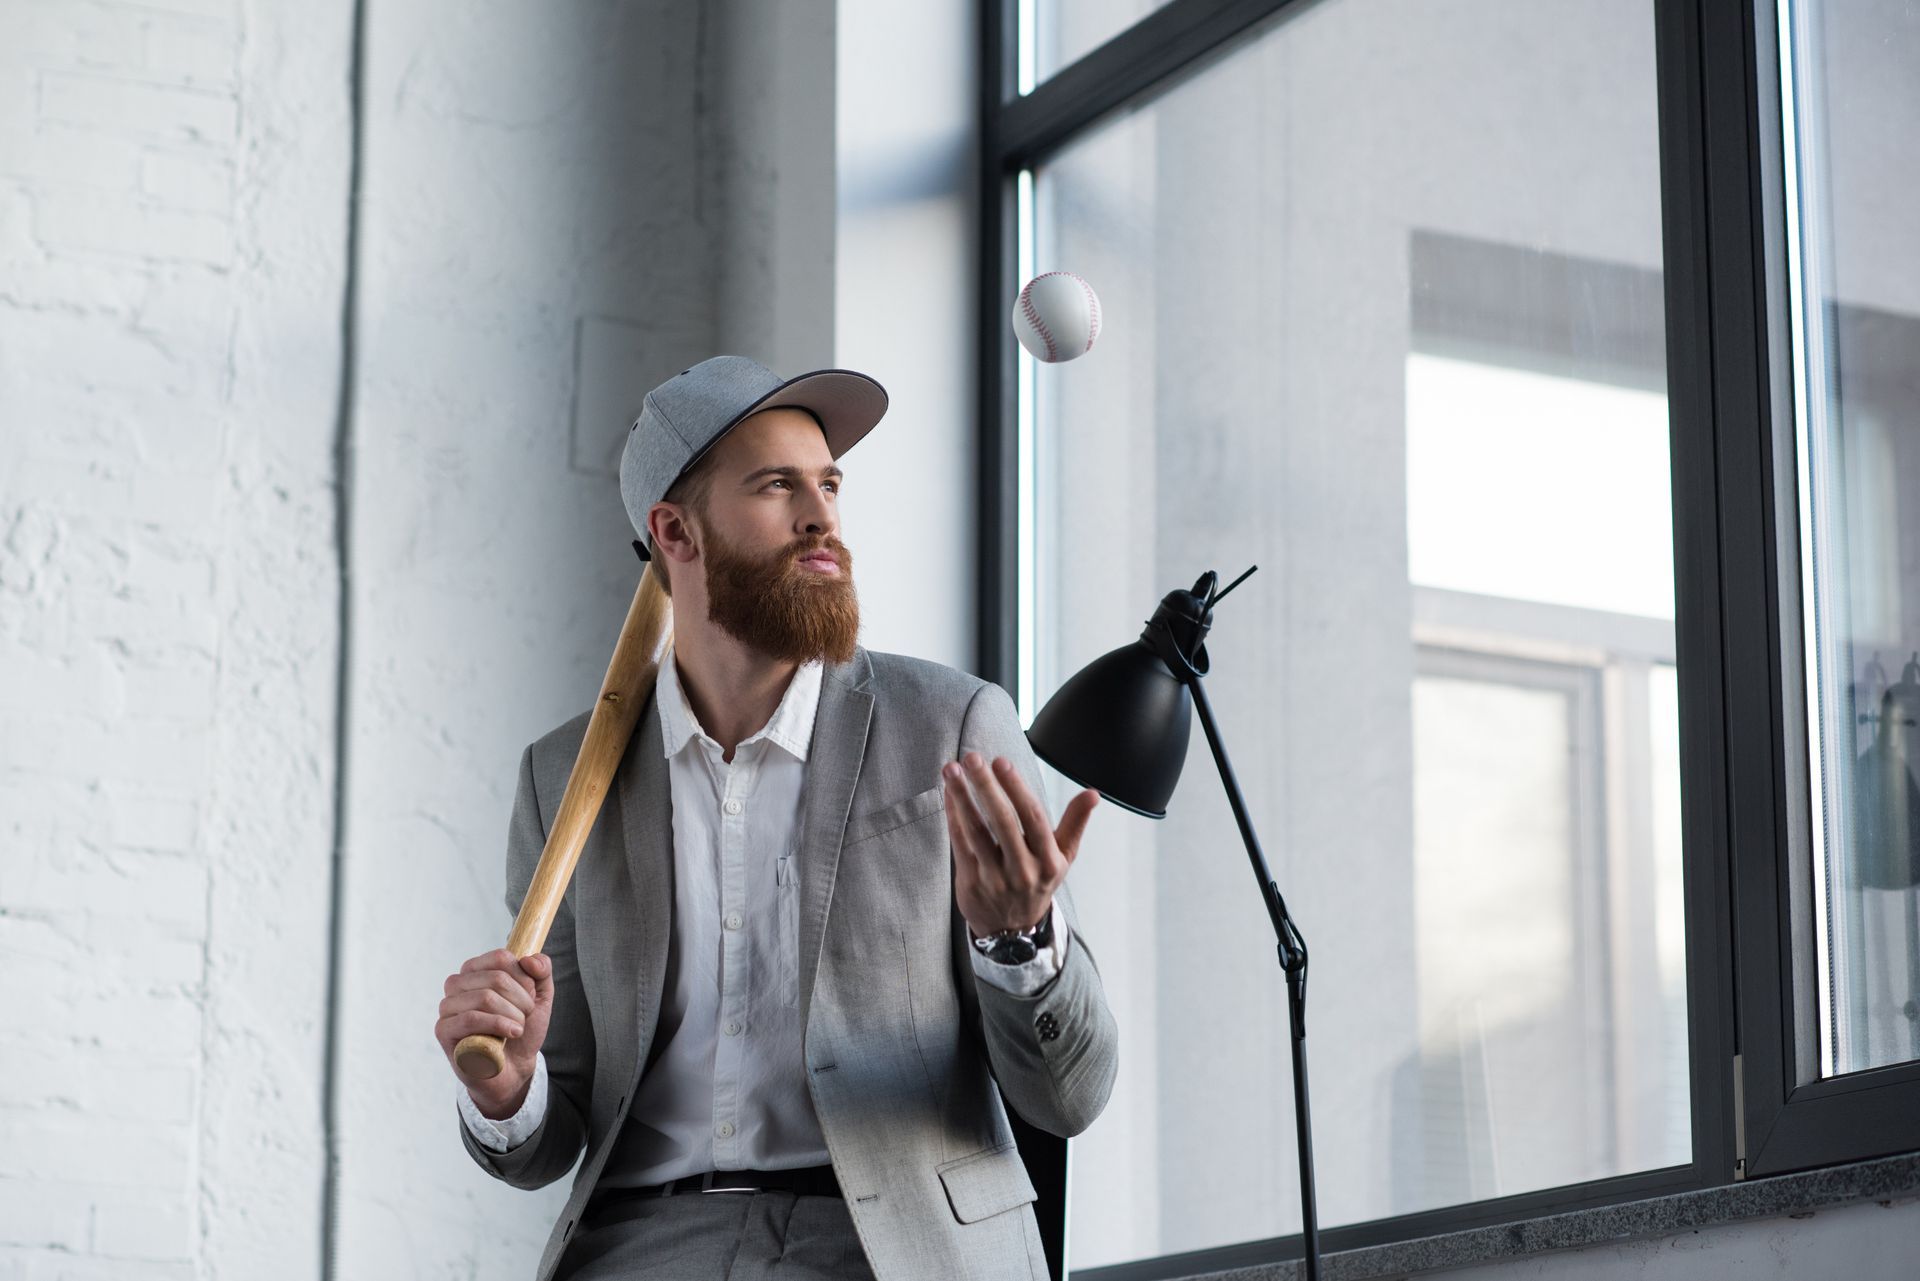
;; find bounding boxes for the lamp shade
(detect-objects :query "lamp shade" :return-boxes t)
[1027,638,1191,818]
[1025,573,1228,819]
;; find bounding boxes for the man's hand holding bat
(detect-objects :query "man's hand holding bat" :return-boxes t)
[435,949,555,1118]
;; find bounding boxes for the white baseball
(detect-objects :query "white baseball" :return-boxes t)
[1012,271,1102,364]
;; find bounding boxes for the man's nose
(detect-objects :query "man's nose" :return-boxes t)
[796,485,837,540]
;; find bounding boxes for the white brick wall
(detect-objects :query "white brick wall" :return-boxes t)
[3,0,858,1274]
[4,0,843,1276]
[0,0,349,1274]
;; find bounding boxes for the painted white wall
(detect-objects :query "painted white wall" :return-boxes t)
[1,0,836,1275]
[0,0,350,1274]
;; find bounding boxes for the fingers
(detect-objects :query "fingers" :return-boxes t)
[522,952,555,1012]
[945,769,1004,934]
[992,757,1061,865]
[443,961,536,1018]
[1053,788,1101,865]
[436,1006,524,1048]
[958,752,1041,866]
[459,948,536,997]
[438,985,528,1028]
[943,761,1000,869]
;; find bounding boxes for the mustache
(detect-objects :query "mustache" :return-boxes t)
[784,535,850,568]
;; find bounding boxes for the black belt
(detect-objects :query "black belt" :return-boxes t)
[589,1164,842,1222]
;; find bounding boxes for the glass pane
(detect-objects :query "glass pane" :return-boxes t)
[1412,671,1586,1201]
[1028,0,1177,87]
[1779,0,1920,1078]
[1024,0,1685,1266]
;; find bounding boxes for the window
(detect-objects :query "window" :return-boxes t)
[1735,0,1920,1174]
[1026,0,1177,88]
[980,0,1920,1275]
[1781,0,1920,1082]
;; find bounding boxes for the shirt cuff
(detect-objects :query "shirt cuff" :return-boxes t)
[968,905,1072,998]
[457,1051,548,1152]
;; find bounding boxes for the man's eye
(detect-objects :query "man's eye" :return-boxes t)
[766,478,838,493]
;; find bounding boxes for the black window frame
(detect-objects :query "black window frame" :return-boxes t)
[1732,0,1920,1180]
[972,0,1920,1276]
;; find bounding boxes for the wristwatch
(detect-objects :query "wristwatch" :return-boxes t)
[970,908,1055,966]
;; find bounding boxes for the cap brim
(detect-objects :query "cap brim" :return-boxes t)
[691,368,890,471]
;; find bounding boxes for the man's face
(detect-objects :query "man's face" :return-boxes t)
[680,406,860,665]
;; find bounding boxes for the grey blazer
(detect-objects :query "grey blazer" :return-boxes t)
[459,646,1120,1280]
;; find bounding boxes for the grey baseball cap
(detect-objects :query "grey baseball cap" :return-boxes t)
[619,354,889,558]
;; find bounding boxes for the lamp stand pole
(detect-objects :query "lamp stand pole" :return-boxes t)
[1184,670,1321,1281]
[1031,565,1319,1277]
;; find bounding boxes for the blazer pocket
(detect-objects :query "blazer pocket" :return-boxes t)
[844,783,946,847]
[935,1142,1038,1224]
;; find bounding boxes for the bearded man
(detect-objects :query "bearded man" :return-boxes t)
[432,356,1120,1280]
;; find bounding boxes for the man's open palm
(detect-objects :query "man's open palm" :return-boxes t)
[942,750,1099,936]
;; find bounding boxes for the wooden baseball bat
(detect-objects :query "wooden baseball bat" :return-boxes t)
[454,571,672,1080]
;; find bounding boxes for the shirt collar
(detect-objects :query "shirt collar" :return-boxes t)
[655,642,825,763]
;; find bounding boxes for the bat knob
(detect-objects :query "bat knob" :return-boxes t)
[454,1033,508,1080]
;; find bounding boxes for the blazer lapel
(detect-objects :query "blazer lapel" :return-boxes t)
[797,646,875,1024]
[615,688,674,1083]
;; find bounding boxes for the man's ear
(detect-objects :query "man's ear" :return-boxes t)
[648,502,700,565]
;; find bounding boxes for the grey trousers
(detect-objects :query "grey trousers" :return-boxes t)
[553,1191,878,1280]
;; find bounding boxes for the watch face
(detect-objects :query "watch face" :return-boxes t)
[988,937,1040,966]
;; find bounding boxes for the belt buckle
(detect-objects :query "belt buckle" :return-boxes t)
[699,1170,754,1195]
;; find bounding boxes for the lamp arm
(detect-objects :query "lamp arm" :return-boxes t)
[1184,672,1310,988]
[1183,670,1321,1280]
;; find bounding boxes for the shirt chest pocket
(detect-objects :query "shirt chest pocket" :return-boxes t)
[775,839,800,1008]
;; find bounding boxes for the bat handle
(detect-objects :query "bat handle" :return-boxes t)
[448,573,668,1091]
[454,1033,509,1080]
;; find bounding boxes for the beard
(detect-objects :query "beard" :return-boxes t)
[701,525,861,666]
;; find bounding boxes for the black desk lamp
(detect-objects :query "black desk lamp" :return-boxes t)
[1026,566,1322,1281]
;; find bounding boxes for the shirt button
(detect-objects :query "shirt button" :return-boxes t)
[724,1021,742,1036]
[724,912,744,930]
[723,798,744,815]
[716,1121,735,1138]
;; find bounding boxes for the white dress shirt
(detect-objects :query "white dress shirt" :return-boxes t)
[460,645,1069,1172]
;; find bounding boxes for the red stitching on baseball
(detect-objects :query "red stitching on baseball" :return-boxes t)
[1023,271,1099,357]
[1019,282,1059,362]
